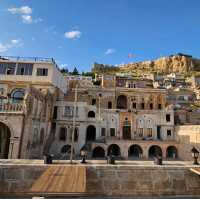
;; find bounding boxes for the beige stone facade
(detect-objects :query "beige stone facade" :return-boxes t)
[0,56,200,161]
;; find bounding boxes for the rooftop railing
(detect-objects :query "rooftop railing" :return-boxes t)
[0,55,56,64]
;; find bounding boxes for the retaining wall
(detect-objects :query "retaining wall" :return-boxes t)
[0,164,200,197]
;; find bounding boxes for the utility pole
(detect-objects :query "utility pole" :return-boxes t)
[98,93,102,137]
[70,84,78,164]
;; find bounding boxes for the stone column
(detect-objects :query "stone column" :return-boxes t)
[8,138,20,159]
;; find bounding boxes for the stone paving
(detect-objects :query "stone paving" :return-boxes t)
[0,159,195,166]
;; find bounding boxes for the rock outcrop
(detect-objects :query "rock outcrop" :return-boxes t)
[93,53,200,74]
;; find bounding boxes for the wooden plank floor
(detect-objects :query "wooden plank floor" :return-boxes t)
[30,166,86,193]
[190,168,200,176]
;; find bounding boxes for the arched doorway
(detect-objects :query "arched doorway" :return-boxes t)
[86,125,96,142]
[128,145,143,159]
[148,145,162,158]
[123,120,131,139]
[117,95,127,109]
[166,146,178,159]
[107,144,121,156]
[0,122,11,159]
[61,145,71,154]
[92,146,105,158]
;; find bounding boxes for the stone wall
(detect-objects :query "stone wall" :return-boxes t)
[175,125,200,160]
[0,164,200,197]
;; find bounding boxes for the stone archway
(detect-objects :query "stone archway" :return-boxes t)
[117,95,127,109]
[86,125,96,142]
[107,144,121,156]
[0,122,11,159]
[92,146,105,158]
[166,146,178,159]
[128,144,143,159]
[148,145,162,158]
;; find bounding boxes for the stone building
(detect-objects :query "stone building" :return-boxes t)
[0,56,67,159]
[0,56,199,161]
[51,74,179,160]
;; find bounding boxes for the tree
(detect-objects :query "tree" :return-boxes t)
[72,67,79,75]
[60,67,68,74]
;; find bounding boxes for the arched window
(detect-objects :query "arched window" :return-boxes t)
[11,88,25,103]
[86,125,96,141]
[88,111,95,118]
[108,101,112,109]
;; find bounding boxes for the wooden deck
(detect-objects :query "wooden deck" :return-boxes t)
[190,168,200,176]
[30,166,86,194]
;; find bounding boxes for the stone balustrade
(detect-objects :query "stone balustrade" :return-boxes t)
[0,103,24,113]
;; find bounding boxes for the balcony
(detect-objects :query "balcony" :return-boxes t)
[0,102,24,113]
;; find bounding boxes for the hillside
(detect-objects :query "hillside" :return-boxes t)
[92,53,200,75]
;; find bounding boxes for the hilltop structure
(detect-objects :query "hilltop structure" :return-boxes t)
[0,55,199,161]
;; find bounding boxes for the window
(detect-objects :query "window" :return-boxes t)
[166,114,171,122]
[0,63,16,75]
[92,99,96,105]
[101,128,106,136]
[150,103,153,110]
[167,130,171,136]
[88,111,95,118]
[64,106,78,117]
[11,88,25,103]
[37,68,48,76]
[158,104,162,109]
[16,63,33,75]
[132,102,136,109]
[110,128,115,136]
[108,101,112,109]
[74,128,78,142]
[59,127,67,141]
[138,128,143,137]
[141,103,145,109]
[147,128,152,137]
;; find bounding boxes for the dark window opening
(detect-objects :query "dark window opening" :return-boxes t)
[53,106,58,119]
[158,104,162,109]
[108,101,112,109]
[166,114,171,122]
[167,130,171,136]
[37,68,48,76]
[110,128,115,136]
[59,127,67,141]
[101,128,106,136]
[132,102,136,109]
[141,103,145,109]
[92,99,96,105]
[88,111,95,118]
[150,103,153,109]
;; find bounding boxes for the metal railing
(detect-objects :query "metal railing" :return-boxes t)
[0,55,55,63]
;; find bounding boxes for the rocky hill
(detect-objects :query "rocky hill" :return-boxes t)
[92,53,200,75]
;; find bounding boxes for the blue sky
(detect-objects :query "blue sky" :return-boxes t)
[0,0,200,72]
